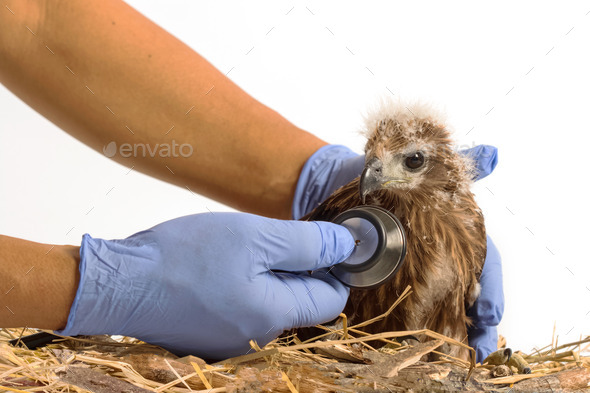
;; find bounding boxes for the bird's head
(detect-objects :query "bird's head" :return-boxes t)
[360,100,474,203]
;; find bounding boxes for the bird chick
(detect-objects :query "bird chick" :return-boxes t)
[301,99,487,360]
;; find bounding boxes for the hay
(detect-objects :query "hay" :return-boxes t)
[1,287,589,392]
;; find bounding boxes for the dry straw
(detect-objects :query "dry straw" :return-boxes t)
[1,286,588,392]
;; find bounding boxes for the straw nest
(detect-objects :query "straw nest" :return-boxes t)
[2,287,589,393]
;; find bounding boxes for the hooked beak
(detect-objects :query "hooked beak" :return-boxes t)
[359,157,383,204]
[359,157,410,203]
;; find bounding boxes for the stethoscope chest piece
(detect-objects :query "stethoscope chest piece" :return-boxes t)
[330,206,406,289]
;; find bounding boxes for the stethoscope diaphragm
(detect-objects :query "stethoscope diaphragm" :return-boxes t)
[330,206,406,289]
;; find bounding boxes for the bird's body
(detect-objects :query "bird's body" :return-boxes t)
[303,101,486,360]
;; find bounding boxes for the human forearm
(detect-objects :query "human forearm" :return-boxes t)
[0,0,324,218]
[0,235,79,330]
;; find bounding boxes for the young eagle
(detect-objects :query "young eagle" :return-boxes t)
[303,101,486,360]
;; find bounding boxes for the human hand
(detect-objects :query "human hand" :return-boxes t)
[467,236,504,362]
[292,145,365,220]
[56,213,354,359]
[294,143,503,361]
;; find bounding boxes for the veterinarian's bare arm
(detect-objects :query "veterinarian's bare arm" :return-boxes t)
[0,0,325,219]
[0,235,79,330]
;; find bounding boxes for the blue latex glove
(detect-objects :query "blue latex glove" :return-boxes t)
[461,144,499,181]
[292,145,365,221]
[56,213,354,359]
[294,144,502,361]
[467,236,504,362]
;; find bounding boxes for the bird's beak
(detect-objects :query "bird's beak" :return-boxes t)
[359,157,410,203]
[360,157,384,204]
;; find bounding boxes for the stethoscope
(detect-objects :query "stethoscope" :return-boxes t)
[330,206,406,289]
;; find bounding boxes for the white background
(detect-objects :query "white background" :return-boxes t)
[1,1,589,354]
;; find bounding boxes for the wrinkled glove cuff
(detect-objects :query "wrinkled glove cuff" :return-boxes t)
[55,233,160,337]
[293,145,363,220]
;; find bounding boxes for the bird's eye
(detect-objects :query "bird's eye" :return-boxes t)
[405,152,424,169]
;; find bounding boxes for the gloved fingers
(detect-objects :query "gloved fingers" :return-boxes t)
[459,144,498,181]
[292,145,362,220]
[309,268,351,299]
[469,235,504,327]
[467,325,499,363]
[273,272,349,328]
[329,153,365,194]
[255,220,355,272]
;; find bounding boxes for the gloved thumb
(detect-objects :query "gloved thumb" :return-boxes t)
[255,220,355,273]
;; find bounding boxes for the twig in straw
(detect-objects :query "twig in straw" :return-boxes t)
[191,361,213,389]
